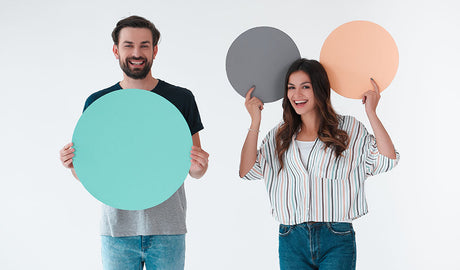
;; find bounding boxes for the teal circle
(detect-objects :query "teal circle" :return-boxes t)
[72,89,192,210]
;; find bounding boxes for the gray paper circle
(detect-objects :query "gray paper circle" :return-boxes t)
[226,26,301,103]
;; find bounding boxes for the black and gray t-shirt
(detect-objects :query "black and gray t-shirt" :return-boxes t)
[83,79,203,236]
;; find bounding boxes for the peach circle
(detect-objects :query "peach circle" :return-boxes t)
[320,21,399,99]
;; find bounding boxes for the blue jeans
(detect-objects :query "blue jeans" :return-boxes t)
[279,222,356,270]
[101,234,185,270]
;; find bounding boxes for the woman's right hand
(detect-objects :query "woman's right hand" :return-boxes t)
[240,86,263,178]
[245,86,264,123]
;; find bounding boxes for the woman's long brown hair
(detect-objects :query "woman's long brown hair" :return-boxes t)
[275,59,349,172]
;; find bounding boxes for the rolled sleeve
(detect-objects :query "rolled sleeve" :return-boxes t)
[242,150,264,180]
[241,126,279,181]
[364,134,400,176]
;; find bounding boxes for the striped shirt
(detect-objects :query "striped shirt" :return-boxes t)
[242,115,400,225]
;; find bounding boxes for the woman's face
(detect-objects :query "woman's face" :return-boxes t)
[287,70,317,116]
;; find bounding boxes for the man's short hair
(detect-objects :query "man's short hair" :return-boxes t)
[112,15,161,46]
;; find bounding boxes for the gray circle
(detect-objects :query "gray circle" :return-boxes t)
[226,26,301,103]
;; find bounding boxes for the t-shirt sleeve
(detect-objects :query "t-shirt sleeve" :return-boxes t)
[83,90,111,112]
[83,94,97,112]
[361,122,400,176]
[186,93,204,135]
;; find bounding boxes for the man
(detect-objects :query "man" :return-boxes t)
[59,15,209,269]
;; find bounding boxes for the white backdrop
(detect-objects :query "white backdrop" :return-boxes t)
[1,0,459,269]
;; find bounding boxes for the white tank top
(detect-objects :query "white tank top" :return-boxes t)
[295,140,316,168]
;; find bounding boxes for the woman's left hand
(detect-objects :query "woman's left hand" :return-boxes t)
[361,78,397,159]
[362,78,380,115]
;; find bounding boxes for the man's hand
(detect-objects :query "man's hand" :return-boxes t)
[59,142,79,180]
[60,142,75,169]
[189,145,209,179]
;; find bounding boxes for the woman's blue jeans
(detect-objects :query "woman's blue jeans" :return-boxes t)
[101,234,185,270]
[279,222,356,270]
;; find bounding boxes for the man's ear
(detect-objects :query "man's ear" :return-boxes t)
[113,44,119,60]
[153,45,158,60]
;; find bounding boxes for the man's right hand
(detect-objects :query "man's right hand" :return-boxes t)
[60,142,75,169]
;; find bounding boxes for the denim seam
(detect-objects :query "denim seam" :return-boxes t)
[309,226,315,263]
[326,222,353,235]
[279,224,294,237]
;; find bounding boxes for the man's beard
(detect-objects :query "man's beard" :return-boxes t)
[120,56,152,80]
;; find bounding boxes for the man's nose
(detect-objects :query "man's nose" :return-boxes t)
[132,46,141,57]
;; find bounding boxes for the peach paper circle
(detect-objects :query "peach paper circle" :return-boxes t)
[320,21,399,99]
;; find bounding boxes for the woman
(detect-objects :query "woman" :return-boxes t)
[239,58,399,269]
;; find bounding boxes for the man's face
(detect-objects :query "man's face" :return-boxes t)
[113,27,158,80]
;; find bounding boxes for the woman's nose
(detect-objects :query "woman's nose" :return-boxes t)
[292,87,301,96]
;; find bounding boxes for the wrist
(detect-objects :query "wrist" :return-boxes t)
[366,110,379,121]
[365,107,377,116]
[249,120,261,129]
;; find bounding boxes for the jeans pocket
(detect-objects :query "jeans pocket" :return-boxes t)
[326,222,354,235]
[279,224,293,237]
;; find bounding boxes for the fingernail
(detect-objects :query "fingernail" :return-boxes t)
[251,85,256,89]
[370,78,374,81]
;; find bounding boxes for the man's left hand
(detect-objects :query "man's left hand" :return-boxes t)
[189,146,209,179]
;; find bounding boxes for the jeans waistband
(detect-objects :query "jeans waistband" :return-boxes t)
[282,221,352,228]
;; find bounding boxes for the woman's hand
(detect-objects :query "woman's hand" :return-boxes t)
[362,78,380,115]
[245,86,264,123]
[361,78,397,159]
[240,86,264,178]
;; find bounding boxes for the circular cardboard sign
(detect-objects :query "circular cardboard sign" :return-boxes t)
[226,26,301,103]
[72,89,192,210]
[320,21,399,99]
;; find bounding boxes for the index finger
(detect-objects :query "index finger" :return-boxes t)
[62,142,73,151]
[245,86,256,101]
[191,145,202,151]
[370,78,380,93]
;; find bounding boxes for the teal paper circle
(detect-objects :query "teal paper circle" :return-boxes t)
[72,89,192,210]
